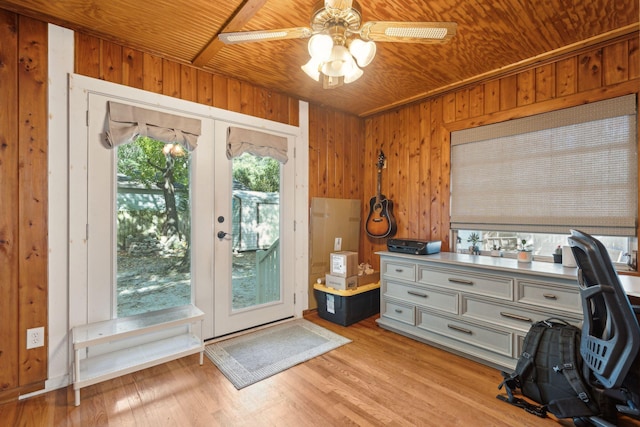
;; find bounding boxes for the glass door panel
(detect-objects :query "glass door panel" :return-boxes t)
[231,153,281,310]
[116,137,192,317]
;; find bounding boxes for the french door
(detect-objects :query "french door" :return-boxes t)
[76,85,296,340]
[212,122,295,337]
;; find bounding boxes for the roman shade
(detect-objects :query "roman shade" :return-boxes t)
[450,94,637,236]
[226,126,288,163]
[106,101,201,150]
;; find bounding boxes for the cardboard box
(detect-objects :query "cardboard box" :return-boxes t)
[357,271,380,287]
[309,197,361,309]
[325,273,357,291]
[330,251,358,277]
[314,282,381,326]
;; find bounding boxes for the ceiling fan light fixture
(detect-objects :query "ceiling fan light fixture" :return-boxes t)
[308,34,333,60]
[303,38,369,87]
[348,38,376,67]
[219,2,457,90]
[321,45,355,77]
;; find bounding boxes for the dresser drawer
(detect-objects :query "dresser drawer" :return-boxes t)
[417,310,512,357]
[382,261,416,282]
[461,295,579,332]
[517,280,581,315]
[385,281,457,314]
[382,300,415,325]
[417,266,513,300]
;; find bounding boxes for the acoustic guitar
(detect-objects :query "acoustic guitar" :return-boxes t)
[365,151,397,238]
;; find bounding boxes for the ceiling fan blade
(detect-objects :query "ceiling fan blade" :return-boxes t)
[219,27,313,44]
[359,21,457,43]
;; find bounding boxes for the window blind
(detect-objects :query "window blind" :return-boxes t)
[106,101,201,150]
[226,126,288,163]
[450,94,637,236]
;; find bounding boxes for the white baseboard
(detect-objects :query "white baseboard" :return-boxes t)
[19,374,70,400]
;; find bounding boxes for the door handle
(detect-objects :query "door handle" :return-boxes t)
[217,231,229,239]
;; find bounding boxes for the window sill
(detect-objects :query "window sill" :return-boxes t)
[459,249,636,274]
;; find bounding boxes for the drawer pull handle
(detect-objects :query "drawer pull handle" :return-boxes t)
[395,268,404,273]
[448,278,474,285]
[543,293,558,300]
[407,290,428,298]
[395,308,403,313]
[500,312,532,322]
[447,324,473,335]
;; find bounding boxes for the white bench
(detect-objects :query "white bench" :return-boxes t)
[71,304,205,406]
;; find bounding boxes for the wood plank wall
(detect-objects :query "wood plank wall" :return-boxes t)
[360,32,640,270]
[308,103,366,248]
[0,11,48,403]
[74,34,300,127]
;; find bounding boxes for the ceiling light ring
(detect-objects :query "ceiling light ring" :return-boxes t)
[310,1,362,33]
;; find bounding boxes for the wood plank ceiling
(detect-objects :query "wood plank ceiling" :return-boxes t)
[1,0,638,117]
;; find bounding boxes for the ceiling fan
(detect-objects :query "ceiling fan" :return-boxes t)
[218,0,457,89]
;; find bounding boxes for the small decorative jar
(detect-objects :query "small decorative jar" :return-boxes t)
[518,250,533,263]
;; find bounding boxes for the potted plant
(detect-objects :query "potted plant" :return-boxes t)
[467,232,481,255]
[490,244,502,257]
[517,239,533,263]
[553,245,563,263]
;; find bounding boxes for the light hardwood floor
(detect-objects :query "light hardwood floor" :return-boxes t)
[2,312,639,426]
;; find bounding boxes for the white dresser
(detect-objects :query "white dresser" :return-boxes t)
[377,251,584,371]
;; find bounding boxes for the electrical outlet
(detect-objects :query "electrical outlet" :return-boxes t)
[334,237,342,251]
[26,327,44,349]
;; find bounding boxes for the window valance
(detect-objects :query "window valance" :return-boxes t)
[226,126,288,163]
[106,101,201,150]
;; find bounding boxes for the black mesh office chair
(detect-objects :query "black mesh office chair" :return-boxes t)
[568,229,640,426]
